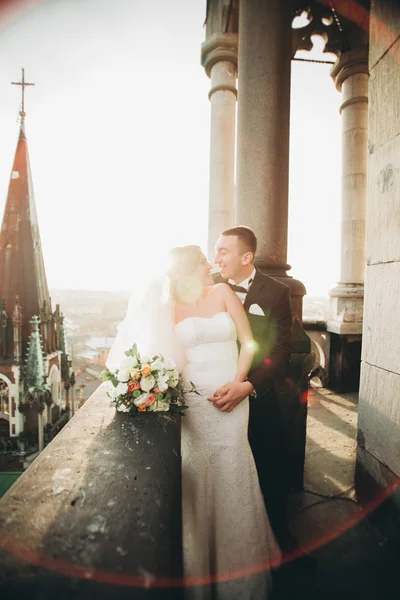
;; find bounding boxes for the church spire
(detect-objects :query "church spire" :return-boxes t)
[0,69,50,351]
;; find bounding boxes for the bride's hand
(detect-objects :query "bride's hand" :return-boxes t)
[208,381,254,413]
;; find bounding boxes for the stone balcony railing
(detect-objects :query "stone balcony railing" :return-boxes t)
[0,383,184,599]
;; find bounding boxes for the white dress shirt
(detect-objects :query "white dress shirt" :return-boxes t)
[228,268,256,304]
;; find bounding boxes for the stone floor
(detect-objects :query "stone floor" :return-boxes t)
[273,388,400,600]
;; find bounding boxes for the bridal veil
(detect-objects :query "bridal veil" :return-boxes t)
[106,276,184,373]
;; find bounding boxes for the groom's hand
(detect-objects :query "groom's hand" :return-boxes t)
[208,381,254,413]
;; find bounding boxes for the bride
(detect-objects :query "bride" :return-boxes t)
[107,245,280,599]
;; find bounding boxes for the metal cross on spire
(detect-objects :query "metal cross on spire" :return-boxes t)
[11,68,35,119]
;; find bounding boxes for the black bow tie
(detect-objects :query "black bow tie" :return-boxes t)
[229,283,248,294]
[228,277,254,294]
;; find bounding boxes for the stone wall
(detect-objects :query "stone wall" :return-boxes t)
[358,0,400,478]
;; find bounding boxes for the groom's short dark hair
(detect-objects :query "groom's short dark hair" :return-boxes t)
[221,226,257,256]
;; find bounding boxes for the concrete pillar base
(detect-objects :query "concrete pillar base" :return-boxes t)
[328,284,364,335]
[327,321,363,335]
[256,261,307,324]
[327,284,363,389]
[328,332,362,392]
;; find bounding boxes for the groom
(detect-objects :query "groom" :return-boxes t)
[210,226,293,550]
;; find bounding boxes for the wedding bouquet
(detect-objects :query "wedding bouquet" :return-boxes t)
[102,343,191,415]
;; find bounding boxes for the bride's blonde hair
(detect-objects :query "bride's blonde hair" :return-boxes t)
[167,245,203,301]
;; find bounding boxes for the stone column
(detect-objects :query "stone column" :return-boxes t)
[201,32,238,260]
[328,49,369,337]
[235,0,306,319]
[234,0,312,492]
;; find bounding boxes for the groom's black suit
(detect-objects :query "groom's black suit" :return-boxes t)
[214,268,293,543]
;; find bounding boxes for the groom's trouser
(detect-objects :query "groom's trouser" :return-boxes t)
[248,389,291,547]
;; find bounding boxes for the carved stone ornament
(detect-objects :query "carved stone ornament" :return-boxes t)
[292,2,345,58]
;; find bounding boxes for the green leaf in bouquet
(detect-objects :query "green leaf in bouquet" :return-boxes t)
[101,370,118,387]
[170,403,188,416]
[102,371,119,388]
[133,390,141,398]
[124,342,138,358]
[124,343,138,358]
[156,393,163,401]
[189,380,201,395]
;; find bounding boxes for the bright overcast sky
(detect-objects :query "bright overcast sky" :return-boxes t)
[0,0,341,297]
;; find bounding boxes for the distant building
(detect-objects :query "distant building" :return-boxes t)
[71,337,113,405]
[0,73,74,468]
[85,337,115,367]
[72,364,103,410]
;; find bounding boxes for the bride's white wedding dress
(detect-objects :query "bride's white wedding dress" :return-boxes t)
[176,311,281,599]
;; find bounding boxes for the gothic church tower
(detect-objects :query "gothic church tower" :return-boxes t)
[0,70,73,457]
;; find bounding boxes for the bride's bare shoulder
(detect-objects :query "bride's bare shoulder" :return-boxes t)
[205,283,231,297]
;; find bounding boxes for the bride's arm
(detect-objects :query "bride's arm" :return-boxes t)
[219,284,255,382]
[208,285,254,411]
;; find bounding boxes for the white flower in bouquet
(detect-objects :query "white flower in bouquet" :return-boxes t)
[164,357,176,370]
[140,374,155,392]
[117,403,130,412]
[141,355,150,364]
[157,381,169,393]
[120,355,138,370]
[117,369,130,383]
[168,369,180,388]
[134,392,149,407]
[150,358,165,371]
[112,381,128,397]
[157,371,169,391]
